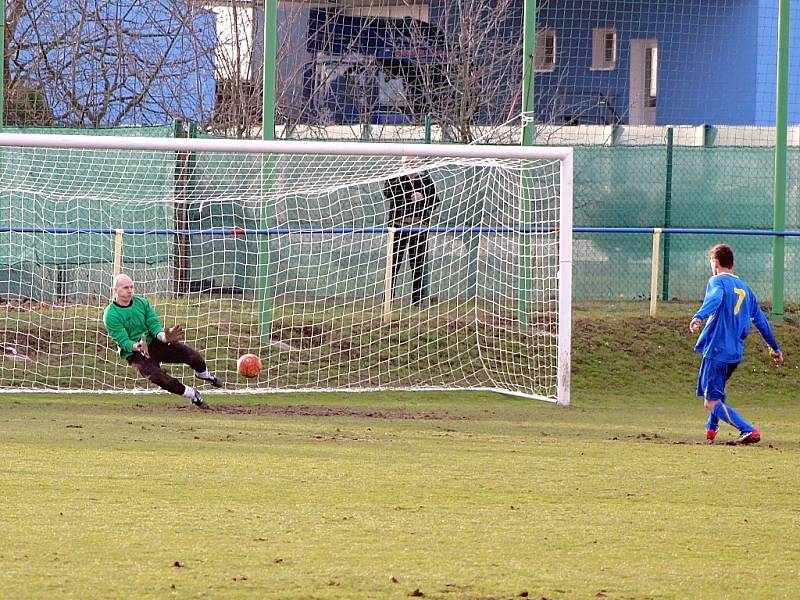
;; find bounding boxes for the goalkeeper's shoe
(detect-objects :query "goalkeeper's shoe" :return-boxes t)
[706,428,719,442]
[196,373,224,388]
[735,429,760,445]
[191,388,209,410]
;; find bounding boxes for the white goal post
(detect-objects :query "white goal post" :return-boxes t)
[0,133,572,404]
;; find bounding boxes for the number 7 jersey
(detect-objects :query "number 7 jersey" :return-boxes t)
[692,273,780,363]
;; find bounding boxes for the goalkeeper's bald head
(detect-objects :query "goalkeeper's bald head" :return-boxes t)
[113,273,132,288]
[112,273,134,304]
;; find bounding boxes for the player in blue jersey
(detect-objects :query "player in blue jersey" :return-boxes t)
[689,244,783,444]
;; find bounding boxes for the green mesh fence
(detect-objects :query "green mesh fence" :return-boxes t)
[0,133,797,305]
[3,2,800,306]
[573,142,790,301]
[0,126,176,298]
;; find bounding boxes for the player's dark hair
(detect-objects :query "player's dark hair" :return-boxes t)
[710,244,734,268]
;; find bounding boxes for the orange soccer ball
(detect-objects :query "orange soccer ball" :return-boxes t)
[237,353,262,378]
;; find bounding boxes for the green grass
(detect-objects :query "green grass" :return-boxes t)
[2,395,799,598]
[1,297,546,389]
[1,303,799,598]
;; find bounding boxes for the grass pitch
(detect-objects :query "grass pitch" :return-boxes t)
[2,305,800,599]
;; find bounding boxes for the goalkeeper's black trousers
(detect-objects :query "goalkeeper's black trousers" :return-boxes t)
[127,339,207,395]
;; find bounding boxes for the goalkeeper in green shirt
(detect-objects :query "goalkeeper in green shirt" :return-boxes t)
[103,273,223,409]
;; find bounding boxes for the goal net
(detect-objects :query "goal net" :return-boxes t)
[0,133,572,404]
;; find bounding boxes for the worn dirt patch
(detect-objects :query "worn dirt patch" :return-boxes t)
[198,404,470,420]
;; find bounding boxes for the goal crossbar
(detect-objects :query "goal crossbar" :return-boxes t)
[0,132,573,161]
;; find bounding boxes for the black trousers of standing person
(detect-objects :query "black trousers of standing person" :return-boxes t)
[391,230,429,306]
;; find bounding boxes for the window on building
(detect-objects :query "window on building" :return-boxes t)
[535,29,557,72]
[645,47,658,107]
[591,27,617,70]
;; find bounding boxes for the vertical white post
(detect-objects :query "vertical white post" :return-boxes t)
[557,152,573,406]
[650,228,662,317]
[383,227,396,324]
[111,228,124,300]
[112,228,124,274]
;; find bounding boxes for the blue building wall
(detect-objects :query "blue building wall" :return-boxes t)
[290,0,800,127]
[535,0,771,126]
[534,0,800,126]
[661,1,759,125]
[754,0,800,125]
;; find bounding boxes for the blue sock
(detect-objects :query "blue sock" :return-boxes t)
[706,412,719,432]
[711,402,754,433]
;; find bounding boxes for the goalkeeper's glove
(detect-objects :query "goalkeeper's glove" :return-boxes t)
[134,334,150,358]
[157,325,185,344]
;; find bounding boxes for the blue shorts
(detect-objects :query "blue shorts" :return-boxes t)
[696,357,738,401]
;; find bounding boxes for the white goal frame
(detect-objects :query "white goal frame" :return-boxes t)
[0,133,572,405]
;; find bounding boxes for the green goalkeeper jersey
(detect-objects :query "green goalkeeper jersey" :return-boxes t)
[103,296,164,359]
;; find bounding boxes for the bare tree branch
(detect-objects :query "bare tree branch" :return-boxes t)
[5,0,216,127]
[3,0,561,139]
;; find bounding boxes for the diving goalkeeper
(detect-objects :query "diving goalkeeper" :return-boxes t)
[103,273,223,409]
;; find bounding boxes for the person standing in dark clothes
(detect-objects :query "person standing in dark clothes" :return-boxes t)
[383,156,440,306]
